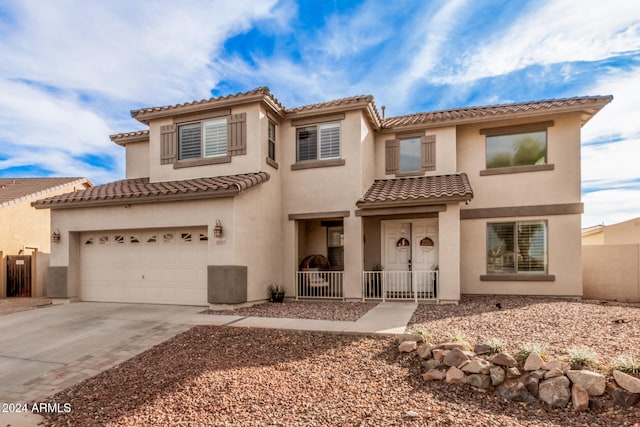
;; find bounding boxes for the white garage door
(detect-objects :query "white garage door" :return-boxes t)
[80,228,208,305]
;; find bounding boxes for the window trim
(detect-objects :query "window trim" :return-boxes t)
[266,119,278,169]
[177,117,228,161]
[396,137,424,176]
[294,121,342,165]
[482,121,554,173]
[486,220,549,276]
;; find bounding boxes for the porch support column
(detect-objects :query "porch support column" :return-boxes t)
[342,214,363,299]
[438,204,461,302]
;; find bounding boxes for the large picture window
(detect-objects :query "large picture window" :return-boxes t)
[179,118,227,160]
[296,122,340,162]
[486,130,546,169]
[487,221,547,274]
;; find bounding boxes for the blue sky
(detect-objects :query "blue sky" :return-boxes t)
[0,0,638,227]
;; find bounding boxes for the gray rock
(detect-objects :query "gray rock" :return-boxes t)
[474,344,493,355]
[492,352,518,367]
[432,349,448,362]
[571,384,589,412]
[524,375,540,397]
[443,348,469,367]
[467,374,492,389]
[611,386,640,407]
[422,359,441,370]
[490,366,506,386]
[422,369,446,381]
[434,342,467,351]
[398,341,417,353]
[495,380,538,404]
[530,369,546,380]
[567,370,606,396]
[544,368,565,379]
[613,370,640,394]
[506,367,521,379]
[445,366,466,384]
[461,359,493,375]
[524,352,545,371]
[396,333,425,343]
[543,360,569,373]
[539,376,571,408]
[416,343,433,360]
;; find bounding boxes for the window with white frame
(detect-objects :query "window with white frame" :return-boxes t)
[179,118,227,160]
[487,221,547,274]
[296,122,340,162]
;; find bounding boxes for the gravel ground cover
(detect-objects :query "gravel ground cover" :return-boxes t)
[0,297,52,317]
[409,295,640,367]
[206,300,377,321]
[42,296,640,426]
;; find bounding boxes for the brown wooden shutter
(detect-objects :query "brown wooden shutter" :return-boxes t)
[160,124,177,164]
[421,135,436,171]
[385,139,399,174]
[228,113,247,156]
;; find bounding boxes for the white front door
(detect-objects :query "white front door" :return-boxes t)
[382,219,438,293]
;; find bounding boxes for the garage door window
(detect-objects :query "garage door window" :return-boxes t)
[99,235,109,245]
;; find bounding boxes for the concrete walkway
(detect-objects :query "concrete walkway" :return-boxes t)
[0,301,417,426]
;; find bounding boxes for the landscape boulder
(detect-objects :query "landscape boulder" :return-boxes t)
[399,341,417,353]
[567,370,606,396]
[445,366,466,384]
[443,348,469,367]
[613,370,640,394]
[539,376,571,408]
[524,352,545,371]
[492,352,518,367]
[495,380,537,404]
[571,384,589,412]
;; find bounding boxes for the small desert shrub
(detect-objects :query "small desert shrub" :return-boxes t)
[447,331,472,350]
[515,342,548,363]
[611,354,640,375]
[485,337,507,354]
[409,328,432,342]
[567,346,599,369]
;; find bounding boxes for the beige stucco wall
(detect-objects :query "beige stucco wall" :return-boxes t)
[438,204,461,301]
[583,244,640,302]
[125,141,150,179]
[458,113,582,208]
[603,218,640,245]
[460,213,582,296]
[582,231,604,245]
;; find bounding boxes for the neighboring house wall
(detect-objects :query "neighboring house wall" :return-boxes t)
[582,230,604,245]
[583,244,640,302]
[457,113,583,297]
[603,218,640,245]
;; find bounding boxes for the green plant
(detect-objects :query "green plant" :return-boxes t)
[515,342,548,363]
[447,331,472,350]
[408,328,432,342]
[567,346,600,369]
[611,354,640,375]
[486,337,507,354]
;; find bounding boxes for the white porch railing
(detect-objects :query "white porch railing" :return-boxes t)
[362,270,438,302]
[296,270,344,299]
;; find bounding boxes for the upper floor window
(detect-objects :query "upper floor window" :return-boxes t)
[179,118,227,160]
[160,112,246,167]
[487,220,547,274]
[399,137,421,173]
[296,122,340,162]
[486,130,547,169]
[268,120,276,162]
[385,135,435,176]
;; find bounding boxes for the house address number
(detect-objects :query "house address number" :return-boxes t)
[15,260,25,265]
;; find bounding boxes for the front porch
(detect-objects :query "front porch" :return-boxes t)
[294,269,439,301]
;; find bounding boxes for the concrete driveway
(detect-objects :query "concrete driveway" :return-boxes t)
[0,302,212,404]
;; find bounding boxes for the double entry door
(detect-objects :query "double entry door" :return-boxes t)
[382,219,438,295]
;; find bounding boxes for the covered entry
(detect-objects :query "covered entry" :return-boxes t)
[79,228,208,305]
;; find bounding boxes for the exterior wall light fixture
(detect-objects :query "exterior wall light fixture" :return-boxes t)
[51,229,61,243]
[213,220,223,238]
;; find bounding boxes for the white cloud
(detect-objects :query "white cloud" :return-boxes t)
[583,189,640,227]
[435,0,640,84]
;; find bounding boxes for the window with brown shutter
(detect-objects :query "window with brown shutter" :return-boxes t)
[228,113,246,156]
[160,124,177,164]
[386,135,436,176]
[385,139,399,174]
[421,135,436,171]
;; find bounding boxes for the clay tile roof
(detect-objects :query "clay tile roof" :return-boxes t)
[130,87,285,124]
[382,95,613,128]
[0,178,92,208]
[109,130,150,146]
[33,172,270,209]
[287,94,374,113]
[357,174,473,208]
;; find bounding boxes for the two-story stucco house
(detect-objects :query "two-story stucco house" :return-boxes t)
[33,88,611,306]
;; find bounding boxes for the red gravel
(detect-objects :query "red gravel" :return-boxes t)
[43,325,640,427]
[206,300,377,321]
